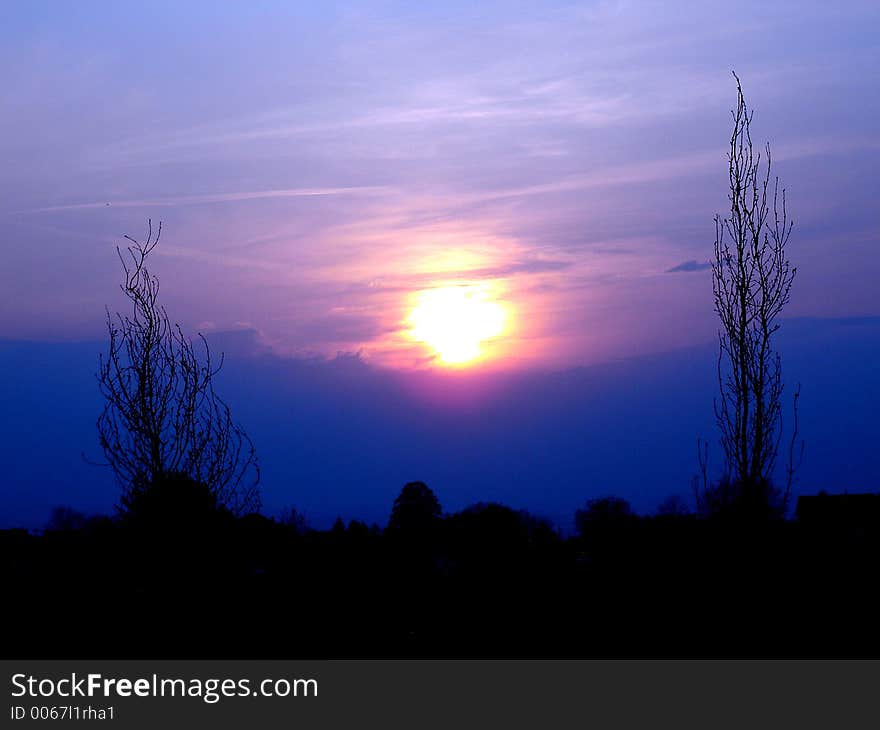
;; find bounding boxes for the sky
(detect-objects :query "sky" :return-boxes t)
[2,318,879,530]
[1,1,878,527]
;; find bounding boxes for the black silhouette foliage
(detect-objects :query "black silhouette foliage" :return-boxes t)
[122,471,232,531]
[5,479,880,658]
[387,481,442,534]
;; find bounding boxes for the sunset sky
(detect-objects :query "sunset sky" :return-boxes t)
[1,1,878,526]
[4,1,879,368]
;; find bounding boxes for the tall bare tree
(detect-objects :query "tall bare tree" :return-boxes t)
[698,73,803,516]
[96,220,260,515]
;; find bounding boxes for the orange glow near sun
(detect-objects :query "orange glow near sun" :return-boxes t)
[408,284,509,366]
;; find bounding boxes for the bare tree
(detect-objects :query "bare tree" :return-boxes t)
[697,73,803,517]
[277,505,309,535]
[96,220,260,515]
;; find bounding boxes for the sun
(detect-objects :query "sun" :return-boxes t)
[408,285,508,365]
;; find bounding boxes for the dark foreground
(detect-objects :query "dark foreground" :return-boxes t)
[3,493,878,658]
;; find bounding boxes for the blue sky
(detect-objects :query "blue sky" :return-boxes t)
[2,317,879,529]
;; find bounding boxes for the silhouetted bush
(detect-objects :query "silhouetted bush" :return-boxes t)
[448,503,556,552]
[575,496,635,535]
[45,506,90,532]
[698,476,783,521]
[122,470,233,532]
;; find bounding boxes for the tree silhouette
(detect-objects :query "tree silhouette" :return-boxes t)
[277,505,309,535]
[698,73,803,517]
[387,481,441,534]
[45,506,90,532]
[657,494,691,517]
[96,220,260,516]
[574,496,634,537]
[446,502,558,563]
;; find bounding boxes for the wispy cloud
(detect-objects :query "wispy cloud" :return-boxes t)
[666,260,711,273]
[15,186,389,214]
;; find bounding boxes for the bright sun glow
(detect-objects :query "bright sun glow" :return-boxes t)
[408,285,508,365]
